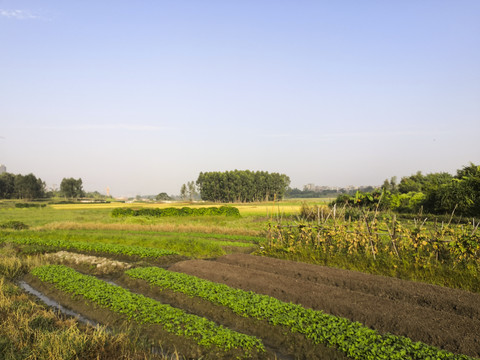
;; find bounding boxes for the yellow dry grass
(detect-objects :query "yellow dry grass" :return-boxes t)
[0,249,178,359]
[0,276,168,360]
[44,251,132,275]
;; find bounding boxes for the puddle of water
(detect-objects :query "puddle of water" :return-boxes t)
[18,280,98,327]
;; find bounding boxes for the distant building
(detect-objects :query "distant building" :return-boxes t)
[0,164,6,175]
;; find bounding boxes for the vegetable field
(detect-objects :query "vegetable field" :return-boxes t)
[1,200,479,359]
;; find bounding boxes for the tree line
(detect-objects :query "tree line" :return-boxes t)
[196,170,290,202]
[287,186,376,199]
[331,163,480,217]
[0,172,87,200]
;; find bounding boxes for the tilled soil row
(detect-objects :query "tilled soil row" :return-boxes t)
[215,254,480,319]
[169,254,480,358]
[115,274,349,360]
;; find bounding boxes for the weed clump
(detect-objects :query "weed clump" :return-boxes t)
[0,221,29,230]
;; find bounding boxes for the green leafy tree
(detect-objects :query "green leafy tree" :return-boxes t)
[0,172,15,199]
[156,192,172,201]
[14,173,45,199]
[60,178,84,198]
[429,163,480,216]
[398,172,424,193]
[180,183,187,201]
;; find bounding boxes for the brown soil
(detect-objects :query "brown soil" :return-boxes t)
[115,274,348,360]
[168,253,480,358]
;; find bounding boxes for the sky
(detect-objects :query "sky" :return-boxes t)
[1,1,479,197]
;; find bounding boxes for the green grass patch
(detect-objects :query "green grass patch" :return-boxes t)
[0,236,178,259]
[0,229,261,258]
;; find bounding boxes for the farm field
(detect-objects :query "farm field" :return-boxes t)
[0,200,479,359]
[169,254,480,358]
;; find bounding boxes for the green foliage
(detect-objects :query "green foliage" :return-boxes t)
[31,265,265,356]
[111,206,241,218]
[126,267,473,360]
[0,237,178,259]
[0,172,15,199]
[389,192,426,213]
[423,163,480,216]
[0,221,29,230]
[14,203,47,208]
[332,163,480,217]
[155,192,172,201]
[0,172,46,200]
[330,190,385,210]
[14,174,46,199]
[60,178,84,198]
[196,170,290,202]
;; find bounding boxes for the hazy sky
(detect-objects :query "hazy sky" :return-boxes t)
[1,1,479,197]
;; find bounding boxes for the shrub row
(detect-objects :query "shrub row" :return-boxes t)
[0,221,29,230]
[125,267,474,360]
[15,203,47,208]
[111,206,240,218]
[0,238,178,259]
[31,265,265,357]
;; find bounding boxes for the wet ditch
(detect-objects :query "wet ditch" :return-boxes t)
[18,280,98,327]
[19,265,350,360]
[18,277,185,360]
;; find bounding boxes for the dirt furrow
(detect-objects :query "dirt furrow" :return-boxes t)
[215,254,480,319]
[169,255,480,357]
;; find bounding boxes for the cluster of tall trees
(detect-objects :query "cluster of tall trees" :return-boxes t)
[0,172,85,200]
[332,163,480,217]
[179,181,198,201]
[0,173,46,199]
[196,170,290,202]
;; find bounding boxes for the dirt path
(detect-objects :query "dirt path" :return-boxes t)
[169,254,480,358]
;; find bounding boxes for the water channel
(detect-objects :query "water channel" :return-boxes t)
[18,280,98,327]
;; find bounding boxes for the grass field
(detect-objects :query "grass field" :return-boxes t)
[1,198,478,359]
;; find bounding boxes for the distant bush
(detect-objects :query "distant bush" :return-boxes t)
[0,221,29,230]
[14,203,46,208]
[112,206,241,218]
[48,200,77,204]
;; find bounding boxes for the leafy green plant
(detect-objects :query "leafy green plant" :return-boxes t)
[31,265,265,357]
[126,266,475,360]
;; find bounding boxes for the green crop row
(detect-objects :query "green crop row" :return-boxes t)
[30,265,265,357]
[125,267,475,360]
[0,237,178,258]
[111,206,241,218]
